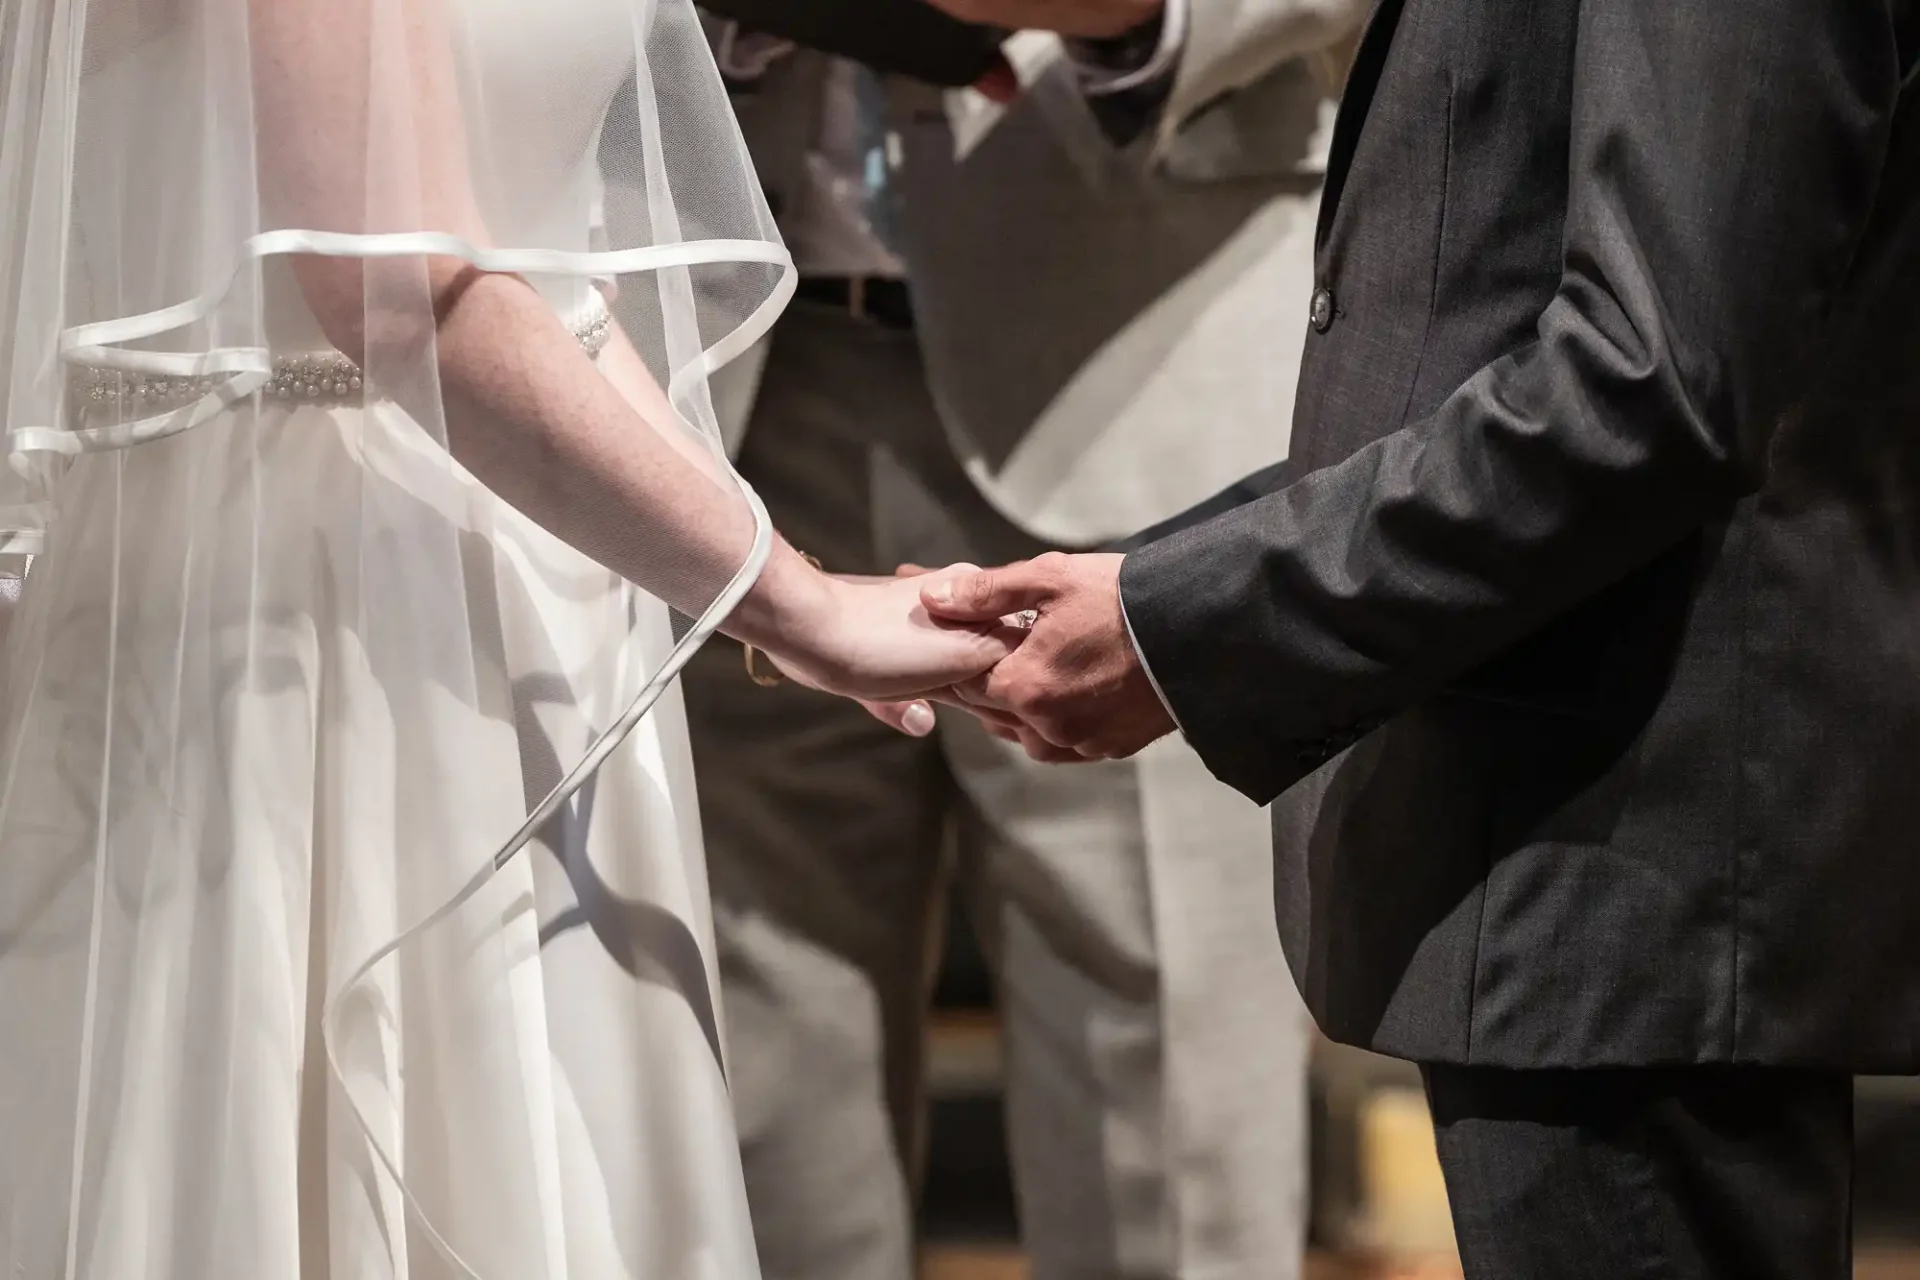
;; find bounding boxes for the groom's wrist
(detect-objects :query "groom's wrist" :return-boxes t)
[1116,567,1185,737]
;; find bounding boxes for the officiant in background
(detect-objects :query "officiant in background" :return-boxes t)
[676,1,1365,1274]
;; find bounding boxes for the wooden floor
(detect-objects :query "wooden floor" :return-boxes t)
[919,1249,1920,1279]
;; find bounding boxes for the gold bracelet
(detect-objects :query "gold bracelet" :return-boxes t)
[743,552,821,688]
[743,646,783,688]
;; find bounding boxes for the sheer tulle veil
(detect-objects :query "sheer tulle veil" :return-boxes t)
[0,0,792,1273]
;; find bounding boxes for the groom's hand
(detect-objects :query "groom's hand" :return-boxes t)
[920,552,1175,762]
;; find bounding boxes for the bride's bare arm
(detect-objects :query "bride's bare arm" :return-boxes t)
[245,0,830,653]
[399,263,823,646]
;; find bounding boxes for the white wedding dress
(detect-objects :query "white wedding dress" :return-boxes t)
[0,0,787,1276]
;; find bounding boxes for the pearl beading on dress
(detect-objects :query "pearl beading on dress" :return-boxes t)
[69,308,614,421]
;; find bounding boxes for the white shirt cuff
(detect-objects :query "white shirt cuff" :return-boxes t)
[1119,585,1186,737]
[1069,0,1188,96]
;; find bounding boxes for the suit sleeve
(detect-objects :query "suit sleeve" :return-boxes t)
[1118,0,1902,804]
[1105,458,1298,554]
[694,0,1004,87]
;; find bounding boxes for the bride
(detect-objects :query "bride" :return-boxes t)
[0,0,1013,1275]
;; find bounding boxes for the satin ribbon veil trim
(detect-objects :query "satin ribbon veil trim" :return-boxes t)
[14,227,794,1280]
[12,228,794,465]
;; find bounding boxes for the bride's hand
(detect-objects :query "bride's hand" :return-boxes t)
[726,551,1023,736]
[764,565,1020,703]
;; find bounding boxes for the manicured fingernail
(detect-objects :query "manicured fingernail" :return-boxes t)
[903,703,936,736]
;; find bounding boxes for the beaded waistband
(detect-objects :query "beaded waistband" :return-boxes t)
[67,307,613,427]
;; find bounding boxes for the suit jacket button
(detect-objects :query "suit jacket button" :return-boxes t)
[1309,287,1335,333]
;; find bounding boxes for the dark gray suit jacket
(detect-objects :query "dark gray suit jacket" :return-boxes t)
[1121,0,1920,1070]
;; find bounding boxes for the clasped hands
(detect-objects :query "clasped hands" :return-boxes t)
[777,553,1175,762]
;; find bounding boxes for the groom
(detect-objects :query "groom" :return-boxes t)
[923,0,1920,1276]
